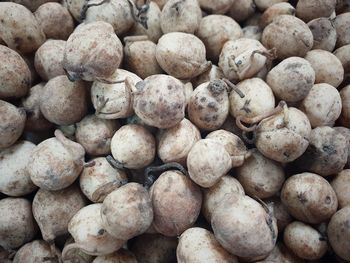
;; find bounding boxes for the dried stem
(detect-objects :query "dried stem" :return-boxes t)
[91,179,127,201]
[222,78,245,98]
[127,0,150,29]
[106,155,125,170]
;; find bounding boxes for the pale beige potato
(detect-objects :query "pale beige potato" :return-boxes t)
[339,85,350,128]
[334,45,350,77]
[308,18,337,52]
[34,2,74,40]
[281,172,338,224]
[13,240,60,263]
[265,197,293,232]
[198,0,234,14]
[93,249,137,263]
[0,2,46,53]
[331,169,350,208]
[296,0,336,22]
[260,2,296,28]
[334,12,350,47]
[228,0,256,22]
[0,45,31,100]
[255,0,288,11]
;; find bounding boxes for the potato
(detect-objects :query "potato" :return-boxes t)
[13,240,60,263]
[334,45,350,78]
[334,12,350,48]
[308,18,337,52]
[228,0,256,22]
[333,126,350,168]
[196,15,243,62]
[294,126,348,176]
[0,2,46,53]
[255,0,288,11]
[198,0,233,14]
[0,45,31,100]
[260,2,296,28]
[304,49,344,88]
[331,169,350,208]
[281,172,338,224]
[262,15,313,59]
[265,197,293,232]
[300,83,342,127]
[0,100,26,149]
[34,2,74,40]
[339,85,350,128]
[296,0,336,22]
[177,228,238,263]
[327,206,350,261]
[93,249,137,263]
[0,198,38,250]
[212,194,277,259]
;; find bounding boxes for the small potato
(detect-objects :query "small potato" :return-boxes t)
[266,57,315,102]
[202,175,245,222]
[0,198,38,250]
[300,83,342,127]
[304,49,344,88]
[294,126,348,176]
[157,118,201,165]
[34,39,66,81]
[334,45,350,78]
[34,2,74,40]
[156,32,210,79]
[0,141,37,197]
[187,139,232,188]
[40,75,88,125]
[76,115,120,156]
[198,0,234,14]
[111,124,155,169]
[13,240,60,263]
[334,12,350,48]
[0,45,31,100]
[177,228,238,263]
[308,18,337,52]
[228,0,256,22]
[265,197,293,232]
[331,169,350,208]
[236,148,285,199]
[296,0,336,22]
[0,100,26,149]
[281,172,338,224]
[196,15,243,62]
[284,221,328,260]
[262,15,313,59]
[0,2,46,53]
[327,206,350,261]
[93,249,137,263]
[242,26,262,41]
[339,85,350,128]
[260,2,296,28]
[160,0,202,34]
[255,0,288,11]
[150,170,202,236]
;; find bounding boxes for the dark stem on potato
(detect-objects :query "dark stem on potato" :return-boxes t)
[222,78,245,98]
[106,155,126,170]
[91,179,128,201]
[63,67,79,82]
[127,0,150,29]
[80,0,109,21]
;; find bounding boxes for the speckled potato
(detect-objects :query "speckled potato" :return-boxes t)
[265,197,293,232]
[157,118,201,165]
[255,0,288,11]
[0,100,26,149]
[236,148,285,199]
[13,240,60,263]
[64,204,125,257]
[202,175,245,222]
[27,130,85,190]
[32,185,86,244]
[330,169,350,208]
[255,107,311,163]
[260,3,296,28]
[228,0,256,22]
[76,115,120,156]
[34,2,74,40]
[294,126,348,176]
[34,40,66,81]
[281,172,338,224]
[0,141,37,196]
[339,85,350,128]
[196,15,243,62]
[111,124,155,169]
[40,75,88,125]
[327,206,350,261]
[212,194,278,259]
[300,83,341,127]
[133,74,186,128]
[0,45,31,100]
[187,139,232,188]
[262,15,313,59]
[334,12,350,47]
[93,249,137,263]
[308,18,337,52]
[101,183,153,240]
[304,50,344,88]
[0,198,38,250]
[266,57,315,102]
[150,171,202,236]
[156,33,210,79]
[130,234,177,263]
[0,2,46,54]
[192,65,225,87]
[296,0,336,22]
[188,80,229,131]
[177,228,238,263]
[63,21,123,81]
[85,0,134,36]
[334,45,350,78]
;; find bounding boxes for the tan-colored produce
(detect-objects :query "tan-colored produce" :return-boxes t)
[308,18,337,51]
[296,0,336,22]
[13,240,60,263]
[331,169,350,208]
[260,2,296,28]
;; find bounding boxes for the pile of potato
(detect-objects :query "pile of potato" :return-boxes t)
[1,0,350,262]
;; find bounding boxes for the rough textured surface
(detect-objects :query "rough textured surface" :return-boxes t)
[296,0,336,22]
[198,0,234,14]
[331,169,350,208]
[260,3,296,28]
[334,12,350,48]
[308,18,337,51]
[13,240,59,263]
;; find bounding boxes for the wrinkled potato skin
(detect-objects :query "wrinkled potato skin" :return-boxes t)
[13,240,59,263]
[177,227,238,263]
[0,3,46,54]
[0,46,31,100]
[281,172,338,224]
[151,171,202,237]
[260,3,296,28]
[262,15,313,59]
[34,2,74,40]
[296,0,336,22]
[308,18,337,52]
[0,100,26,149]
[339,85,350,128]
[265,197,293,232]
[331,169,350,208]
[334,12,350,48]
[0,198,38,250]
[40,75,88,126]
[34,40,66,81]
[93,249,137,263]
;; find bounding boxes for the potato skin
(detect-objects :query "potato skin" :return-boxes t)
[281,172,338,224]
[13,240,59,263]
[263,242,306,263]
[12,0,60,12]
[260,3,296,28]
[296,0,336,22]
[331,169,350,208]
[93,249,137,263]
[308,18,337,52]
[339,85,350,128]
[265,197,293,232]
[0,45,31,100]
[177,227,238,263]
[0,2,46,54]
[334,12,350,48]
